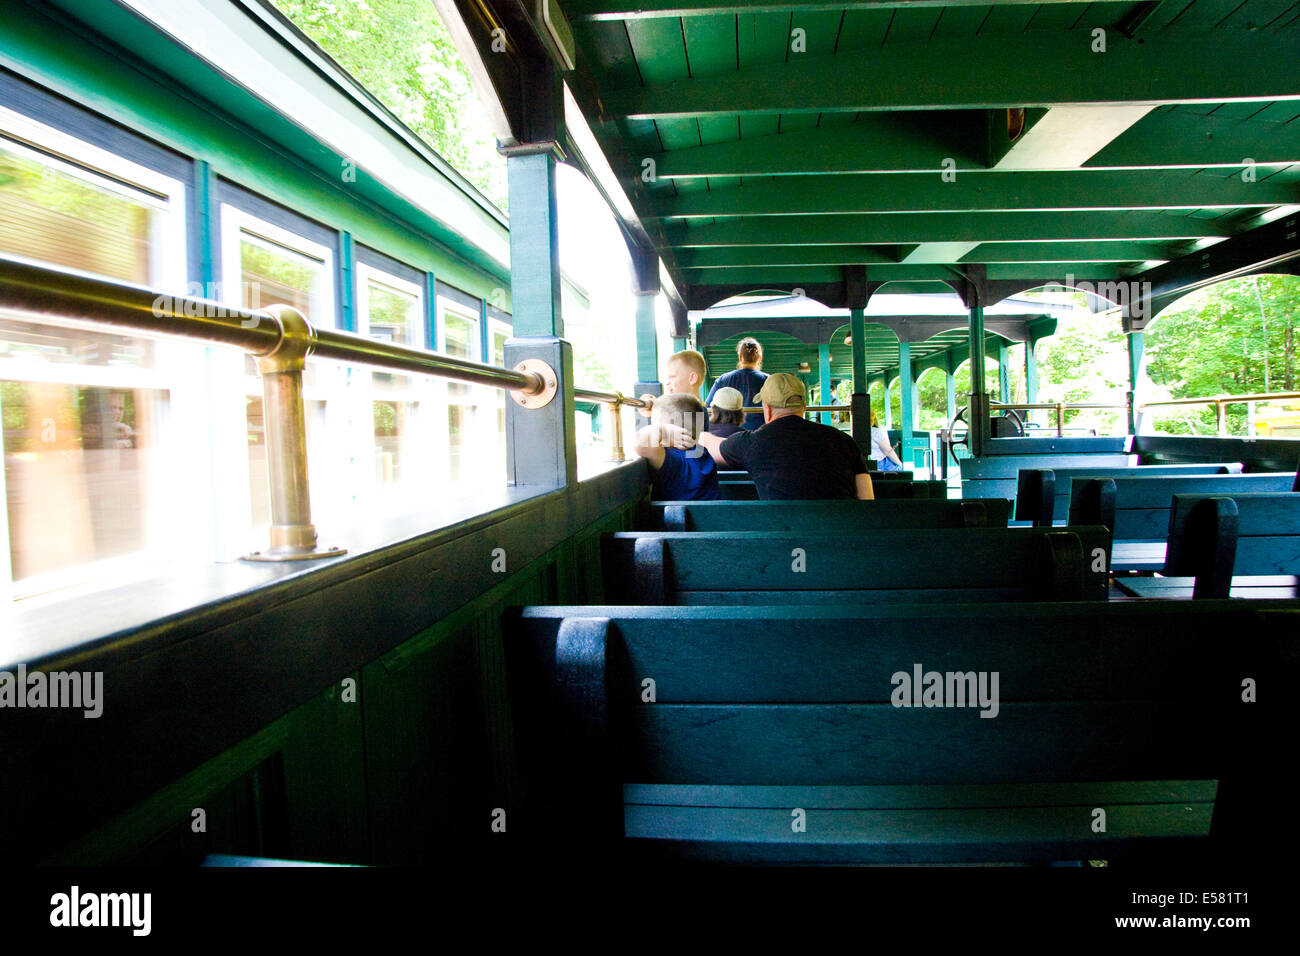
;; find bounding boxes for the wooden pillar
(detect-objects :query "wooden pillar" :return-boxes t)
[818,343,832,424]
[1025,335,1039,426]
[945,356,957,424]
[850,307,869,445]
[968,301,988,457]
[503,148,576,488]
[997,341,1011,404]
[1127,330,1145,434]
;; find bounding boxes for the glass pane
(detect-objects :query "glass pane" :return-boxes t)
[0,142,164,369]
[2,381,164,580]
[374,399,417,484]
[367,277,420,388]
[0,142,160,283]
[444,312,476,399]
[238,234,325,379]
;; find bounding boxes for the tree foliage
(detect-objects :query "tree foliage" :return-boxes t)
[269,0,507,210]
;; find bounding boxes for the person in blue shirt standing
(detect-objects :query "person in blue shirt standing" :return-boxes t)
[633,392,720,501]
[705,337,768,431]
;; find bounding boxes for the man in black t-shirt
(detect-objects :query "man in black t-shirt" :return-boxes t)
[696,373,874,500]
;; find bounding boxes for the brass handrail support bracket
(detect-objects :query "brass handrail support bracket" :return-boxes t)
[509,358,558,408]
[244,305,346,563]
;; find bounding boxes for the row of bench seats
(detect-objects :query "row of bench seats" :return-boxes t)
[1009,465,1299,594]
[502,464,1297,864]
[719,477,948,499]
[504,601,1292,863]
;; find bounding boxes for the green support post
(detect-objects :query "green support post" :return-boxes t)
[850,307,868,446]
[634,292,660,397]
[899,341,922,469]
[997,342,1010,404]
[945,358,957,424]
[1127,331,1145,434]
[1025,336,1039,427]
[818,343,832,425]
[503,148,576,489]
[968,301,988,458]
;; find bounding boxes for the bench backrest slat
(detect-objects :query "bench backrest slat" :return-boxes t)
[602,528,1110,603]
[652,498,1010,532]
[1069,473,1296,540]
[1016,464,1244,524]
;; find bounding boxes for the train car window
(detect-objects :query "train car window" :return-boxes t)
[0,106,194,602]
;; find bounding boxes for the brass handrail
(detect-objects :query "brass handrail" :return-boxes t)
[1138,390,1300,437]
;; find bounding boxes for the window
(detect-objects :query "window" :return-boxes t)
[0,106,192,601]
[437,296,482,486]
[355,261,430,499]
[488,315,511,475]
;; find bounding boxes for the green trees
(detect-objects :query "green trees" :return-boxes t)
[1145,274,1300,434]
[269,0,507,210]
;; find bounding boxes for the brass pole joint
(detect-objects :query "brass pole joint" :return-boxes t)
[254,304,318,375]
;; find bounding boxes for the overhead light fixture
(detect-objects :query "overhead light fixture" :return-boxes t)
[843,335,852,346]
[797,362,812,373]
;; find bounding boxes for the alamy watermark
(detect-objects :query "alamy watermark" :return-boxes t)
[1050,273,1154,329]
[0,664,103,718]
[891,663,999,718]
[151,281,265,327]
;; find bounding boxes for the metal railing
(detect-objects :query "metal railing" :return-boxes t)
[1139,391,1300,436]
[989,400,1130,437]
[0,255,642,561]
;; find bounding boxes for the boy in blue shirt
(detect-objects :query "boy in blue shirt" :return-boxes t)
[633,392,720,500]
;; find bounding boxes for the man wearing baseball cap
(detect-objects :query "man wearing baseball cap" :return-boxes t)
[696,373,874,500]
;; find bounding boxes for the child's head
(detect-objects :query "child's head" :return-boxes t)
[709,386,745,425]
[663,350,706,394]
[652,392,707,442]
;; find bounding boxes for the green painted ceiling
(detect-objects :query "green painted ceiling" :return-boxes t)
[560,0,1300,302]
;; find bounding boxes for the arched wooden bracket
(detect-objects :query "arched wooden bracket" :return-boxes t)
[509,358,558,408]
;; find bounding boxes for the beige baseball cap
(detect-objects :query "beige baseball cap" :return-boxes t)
[752,373,806,408]
[711,386,744,411]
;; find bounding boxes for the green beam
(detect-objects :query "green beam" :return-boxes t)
[1088,109,1300,170]
[649,109,1300,179]
[960,241,1182,264]
[606,32,1300,119]
[679,246,901,269]
[1026,338,1039,406]
[569,1,1118,19]
[899,340,914,456]
[945,361,957,425]
[651,170,1296,218]
[650,113,986,178]
[667,213,1225,247]
[683,263,1131,291]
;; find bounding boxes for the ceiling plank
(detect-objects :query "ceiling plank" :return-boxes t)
[666,212,1229,245]
[650,169,1299,217]
[602,31,1300,118]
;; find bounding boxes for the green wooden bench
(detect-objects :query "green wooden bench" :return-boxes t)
[1069,472,1297,572]
[717,478,948,500]
[1015,463,1244,526]
[649,498,1010,532]
[600,527,1110,604]
[1118,492,1300,599]
[504,602,1292,863]
[960,453,1133,502]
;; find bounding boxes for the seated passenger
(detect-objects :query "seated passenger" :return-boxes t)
[633,392,719,501]
[869,407,905,472]
[706,386,745,439]
[637,348,708,420]
[695,373,873,500]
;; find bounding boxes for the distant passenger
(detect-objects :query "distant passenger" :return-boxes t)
[638,349,709,422]
[634,392,719,501]
[661,349,707,396]
[696,373,873,500]
[706,386,745,439]
[869,407,904,472]
[705,337,768,430]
